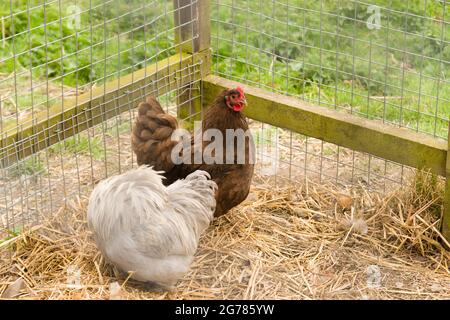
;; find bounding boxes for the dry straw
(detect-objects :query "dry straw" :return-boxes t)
[0,171,449,300]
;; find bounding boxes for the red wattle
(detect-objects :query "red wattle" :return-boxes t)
[233,104,244,112]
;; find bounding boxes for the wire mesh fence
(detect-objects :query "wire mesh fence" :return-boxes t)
[211,0,448,192]
[0,0,448,240]
[212,0,449,138]
[0,0,203,238]
[248,120,412,191]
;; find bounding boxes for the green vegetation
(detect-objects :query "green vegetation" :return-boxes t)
[1,0,448,138]
[8,155,45,177]
[212,0,449,137]
[0,0,175,86]
[49,134,104,160]
[0,226,22,244]
[0,0,176,117]
[411,170,444,220]
[106,121,131,136]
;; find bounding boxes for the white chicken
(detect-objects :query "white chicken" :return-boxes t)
[87,166,217,287]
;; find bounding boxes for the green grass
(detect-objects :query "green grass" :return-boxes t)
[0,0,175,87]
[49,134,105,160]
[0,226,22,245]
[1,0,448,138]
[211,0,449,137]
[8,155,45,177]
[107,120,132,136]
[0,227,22,247]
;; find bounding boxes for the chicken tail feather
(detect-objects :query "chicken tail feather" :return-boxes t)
[132,97,179,173]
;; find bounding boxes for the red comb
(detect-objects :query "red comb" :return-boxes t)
[236,87,245,95]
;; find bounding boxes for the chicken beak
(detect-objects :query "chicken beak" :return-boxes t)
[241,97,248,106]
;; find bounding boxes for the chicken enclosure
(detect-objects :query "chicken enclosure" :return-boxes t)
[0,0,450,299]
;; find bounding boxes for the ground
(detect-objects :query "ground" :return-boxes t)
[0,113,449,300]
[0,178,449,299]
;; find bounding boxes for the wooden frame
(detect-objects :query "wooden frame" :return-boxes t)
[173,0,211,121]
[173,0,210,53]
[443,123,450,241]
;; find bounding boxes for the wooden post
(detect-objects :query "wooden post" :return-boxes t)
[442,121,450,243]
[173,0,211,123]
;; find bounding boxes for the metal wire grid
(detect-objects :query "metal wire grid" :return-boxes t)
[0,0,189,131]
[0,0,447,239]
[211,0,448,191]
[212,0,449,139]
[250,121,411,192]
[0,0,202,238]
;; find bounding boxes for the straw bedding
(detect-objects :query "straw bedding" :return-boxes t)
[0,171,449,300]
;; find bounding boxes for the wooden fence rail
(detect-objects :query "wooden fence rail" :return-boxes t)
[202,74,450,243]
[444,126,450,240]
[0,52,206,166]
[202,75,448,177]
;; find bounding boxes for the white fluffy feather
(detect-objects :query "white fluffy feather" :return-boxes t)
[87,166,217,286]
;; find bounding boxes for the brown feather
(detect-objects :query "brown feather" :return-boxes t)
[131,90,254,217]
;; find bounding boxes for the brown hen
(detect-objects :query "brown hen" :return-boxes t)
[131,88,255,217]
